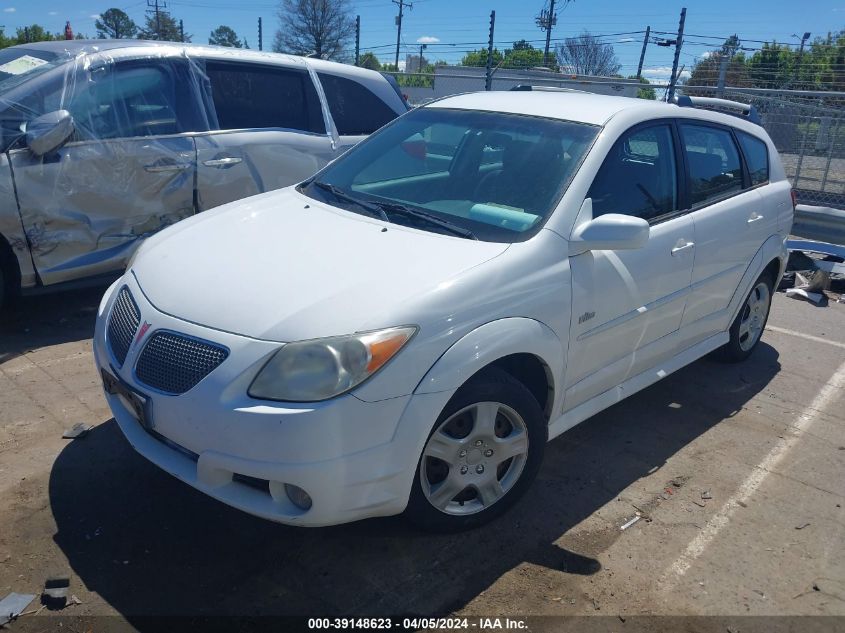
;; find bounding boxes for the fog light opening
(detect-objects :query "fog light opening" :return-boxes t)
[284,483,313,511]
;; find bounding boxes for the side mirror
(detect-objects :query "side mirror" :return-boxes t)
[26,110,75,157]
[570,213,650,255]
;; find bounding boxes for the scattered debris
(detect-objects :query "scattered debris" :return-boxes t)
[795,522,811,530]
[69,595,82,606]
[591,597,600,611]
[618,615,626,623]
[737,500,748,508]
[692,499,707,508]
[41,575,70,609]
[785,286,825,304]
[620,515,641,531]
[701,490,713,500]
[62,422,92,440]
[0,593,36,626]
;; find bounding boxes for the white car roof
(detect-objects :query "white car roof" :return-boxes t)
[427,90,761,132]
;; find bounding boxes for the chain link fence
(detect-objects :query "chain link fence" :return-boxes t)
[683,86,845,210]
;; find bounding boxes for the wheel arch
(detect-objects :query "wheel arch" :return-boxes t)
[726,234,787,326]
[414,317,564,422]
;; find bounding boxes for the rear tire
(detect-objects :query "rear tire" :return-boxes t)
[717,272,773,363]
[404,367,547,532]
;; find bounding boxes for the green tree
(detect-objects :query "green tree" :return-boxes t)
[209,25,243,47]
[358,51,381,70]
[95,8,138,39]
[139,11,189,42]
[14,24,55,44]
[502,40,550,69]
[629,75,656,99]
[461,48,503,67]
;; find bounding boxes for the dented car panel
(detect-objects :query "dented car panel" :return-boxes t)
[195,130,333,212]
[0,40,408,297]
[0,153,36,288]
[10,136,196,285]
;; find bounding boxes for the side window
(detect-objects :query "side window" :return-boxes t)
[679,123,743,206]
[317,72,397,135]
[70,62,190,140]
[737,131,769,186]
[588,124,678,221]
[205,61,325,134]
[353,122,466,182]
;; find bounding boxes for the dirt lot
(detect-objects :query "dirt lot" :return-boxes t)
[0,284,843,631]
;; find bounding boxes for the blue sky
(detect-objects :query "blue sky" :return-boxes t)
[2,0,842,82]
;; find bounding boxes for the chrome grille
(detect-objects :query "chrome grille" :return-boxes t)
[107,287,140,367]
[135,332,228,395]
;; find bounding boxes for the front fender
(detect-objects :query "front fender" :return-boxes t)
[413,317,565,412]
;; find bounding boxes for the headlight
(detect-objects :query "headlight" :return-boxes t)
[248,326,417,402]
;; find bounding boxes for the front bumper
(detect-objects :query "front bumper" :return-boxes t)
[93,275,451,527]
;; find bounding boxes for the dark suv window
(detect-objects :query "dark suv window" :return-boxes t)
[588,124,679,221]
[317,72,397,135]
[206,61,325,133]
[737,131,769,186]
[679,123,743,206]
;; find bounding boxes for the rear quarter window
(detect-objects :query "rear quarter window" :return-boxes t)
[737,131,769,186]
[317,72,398,136]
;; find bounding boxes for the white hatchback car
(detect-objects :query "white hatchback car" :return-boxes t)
[94,90,794,531]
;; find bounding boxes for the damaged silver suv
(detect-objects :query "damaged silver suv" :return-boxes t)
[0,40,408,307]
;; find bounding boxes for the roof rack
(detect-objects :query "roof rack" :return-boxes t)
[674,95,761,125]
[509,84,586,93]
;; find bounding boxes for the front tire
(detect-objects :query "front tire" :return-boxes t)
[717,272,773,363]
[404,367,547,532]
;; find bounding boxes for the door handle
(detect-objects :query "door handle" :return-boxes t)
[144,162,192,173]
[671,241,695,255]
[203,157,243,168]
[747,212,764,223]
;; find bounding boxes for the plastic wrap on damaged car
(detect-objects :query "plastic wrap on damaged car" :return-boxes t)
[0,43,218,286]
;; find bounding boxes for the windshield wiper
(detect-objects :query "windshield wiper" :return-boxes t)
[374,201,478,240]
[311,181,389,222]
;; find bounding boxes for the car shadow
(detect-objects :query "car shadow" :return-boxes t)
[0,283,111,364]
[48,343,781,622]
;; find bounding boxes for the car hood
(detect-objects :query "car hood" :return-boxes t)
[133,188,509,342]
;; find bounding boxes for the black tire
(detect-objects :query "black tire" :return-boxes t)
[404,366,547,532]
[717,272,774,363]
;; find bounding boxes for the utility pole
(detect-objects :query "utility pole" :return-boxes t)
[535,0,558,67]
[717,35,739,97]
[636,26,650,80]
[179,19,184,42]
[355,15,360,66]
[485,10,496,91]
[667,7,686,102]
[393,0,411,71]
[146,0,167,40]
[258,17,263,51]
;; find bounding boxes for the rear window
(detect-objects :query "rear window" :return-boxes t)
[206,61,325,134]
[317,72,398,136]
[737,131,769,186]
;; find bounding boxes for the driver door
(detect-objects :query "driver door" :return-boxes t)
[9,57,202,285]
[564,121,695,411]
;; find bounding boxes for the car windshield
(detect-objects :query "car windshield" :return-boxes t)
[302,107,598,242]
[0,48,62,93]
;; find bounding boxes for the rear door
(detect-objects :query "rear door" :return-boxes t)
[565,122,695,411]
[10,57,200,285]
[679,121,773,337]
[316,71,406,152]
[195,60,335,211]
